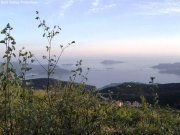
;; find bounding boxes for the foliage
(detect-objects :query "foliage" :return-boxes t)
[100,82,180,108]
[18,47,34,89]
[35,11,75,94]
[0,84,179,135]
[0,23,18,134]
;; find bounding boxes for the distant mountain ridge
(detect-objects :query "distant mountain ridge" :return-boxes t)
[24,78,96,90]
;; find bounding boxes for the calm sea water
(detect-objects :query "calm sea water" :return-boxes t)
[54,57,180,88]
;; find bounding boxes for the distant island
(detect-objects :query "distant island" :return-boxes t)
[12,62,71,78]
[101,60,123,65]
[152,62,180,75]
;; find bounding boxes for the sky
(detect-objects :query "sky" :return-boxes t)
[1,0,180,59]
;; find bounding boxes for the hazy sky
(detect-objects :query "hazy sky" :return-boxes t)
[1,0,180,59]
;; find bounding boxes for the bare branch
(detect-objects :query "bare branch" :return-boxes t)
[33,55,48,72]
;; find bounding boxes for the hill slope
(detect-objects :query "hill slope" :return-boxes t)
[100,82,180,109]
[24,78,96,90]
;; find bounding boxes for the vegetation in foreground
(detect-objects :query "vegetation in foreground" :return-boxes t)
[0,11,179,135]
[0,83,179,135]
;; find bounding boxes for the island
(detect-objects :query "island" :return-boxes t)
[152,62,180,75]
[101,60,123,65]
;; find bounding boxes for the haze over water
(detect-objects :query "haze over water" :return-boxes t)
[54,56,180,88]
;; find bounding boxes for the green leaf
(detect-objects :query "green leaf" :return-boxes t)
[3,55,7,58]
[12,45,15,50]
[57,26,61,30]
[42,55,47,59]
[6,23,10,28]
[31,59,34,63]
[55,31,59,35]
[38,24,42,28]
[12,53,16,57]
[8,46,12,52]
[1,29,6,34]
[11,41,16,45]
[0,40,5,43]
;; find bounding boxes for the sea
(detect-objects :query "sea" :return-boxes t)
[51,56,180,88]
